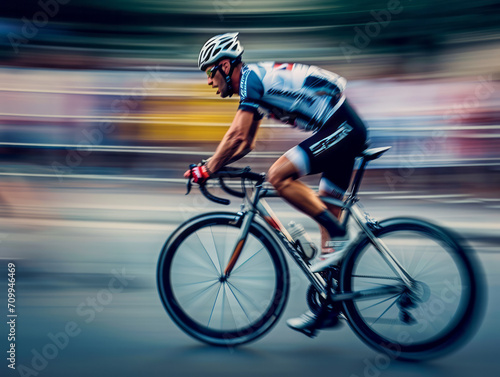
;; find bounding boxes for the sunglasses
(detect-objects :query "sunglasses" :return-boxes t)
[206,64,221,78]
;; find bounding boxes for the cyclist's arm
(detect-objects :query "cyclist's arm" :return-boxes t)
[206,110,260,173]
[225,118,260,164]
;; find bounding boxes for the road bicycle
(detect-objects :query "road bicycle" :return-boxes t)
[157,146,485,360]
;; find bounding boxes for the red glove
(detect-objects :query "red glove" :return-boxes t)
[188,165,210,184]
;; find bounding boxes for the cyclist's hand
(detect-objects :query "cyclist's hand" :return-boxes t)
[184,165,210,184]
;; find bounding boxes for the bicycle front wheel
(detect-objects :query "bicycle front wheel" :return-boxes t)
[341,217,484,360]
[157,212,289,346]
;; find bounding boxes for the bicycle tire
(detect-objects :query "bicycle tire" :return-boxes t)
[157,212,289,346]
[341,217,485,360]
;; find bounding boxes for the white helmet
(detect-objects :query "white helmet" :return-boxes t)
[198,32,244,71]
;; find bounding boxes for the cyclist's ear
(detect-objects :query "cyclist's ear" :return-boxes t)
[220,59,231,75]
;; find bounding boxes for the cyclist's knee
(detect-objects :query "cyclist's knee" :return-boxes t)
[268,168,291,192]
[267,168,282,189]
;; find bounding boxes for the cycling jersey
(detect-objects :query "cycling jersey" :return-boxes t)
[238,62,347,132]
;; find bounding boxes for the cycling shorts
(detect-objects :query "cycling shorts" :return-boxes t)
[284,100,368,197]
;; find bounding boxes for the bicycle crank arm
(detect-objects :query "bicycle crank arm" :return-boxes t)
[331,285,404,302]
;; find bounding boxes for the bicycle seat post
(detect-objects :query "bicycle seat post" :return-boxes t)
[348,158,368,200]
[347,146,391,200]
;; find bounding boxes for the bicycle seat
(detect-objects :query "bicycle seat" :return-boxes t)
[360,146,391,161]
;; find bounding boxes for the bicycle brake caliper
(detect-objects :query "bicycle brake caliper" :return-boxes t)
[229,205,245,226]
[356,201,380,230]
[364,212,380,230]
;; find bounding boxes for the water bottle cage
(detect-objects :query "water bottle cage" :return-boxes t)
[294,239,304,253]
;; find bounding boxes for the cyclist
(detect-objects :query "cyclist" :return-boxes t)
[184,32,368,336]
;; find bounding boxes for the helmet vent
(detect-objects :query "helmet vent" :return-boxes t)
[198,32,244,70]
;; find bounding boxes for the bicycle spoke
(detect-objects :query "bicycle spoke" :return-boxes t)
[225,282,252,324]
[194,230,221,276]
[407,241,425,274]
[174,278,219,288]
[424,290,461,325]
[356,317,402,326]
[227,280,265,314]
[177,280,220,310]
[207,283,223,327]
[223,224,229,265]
[231,247,265,274]
[210,226,223,274]
[415,307,442,334]
[220,283,226,329]
[417,263,458,281]
[359,293,401,312]
[172,242,219,276]
[413,250,443,278]
[223,283,241,330]
[365,249,397,277]
[371,295,399,326]
[230,275,275,283]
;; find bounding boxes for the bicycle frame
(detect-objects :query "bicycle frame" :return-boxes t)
[223,181,413,303]
[162,147,483,355]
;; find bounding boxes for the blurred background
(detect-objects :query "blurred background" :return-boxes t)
[1,0,499,185]
[1,1,499,377]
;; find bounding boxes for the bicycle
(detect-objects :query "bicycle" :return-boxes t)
[157,146,485,360]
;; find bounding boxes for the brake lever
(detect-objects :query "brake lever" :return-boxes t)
[185,164,196,195]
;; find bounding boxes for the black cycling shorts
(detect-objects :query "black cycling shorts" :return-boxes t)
[286,100,368,196]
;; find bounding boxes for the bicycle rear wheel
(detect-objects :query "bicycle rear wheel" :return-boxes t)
[157,212,289,346]
[341,217,484,360]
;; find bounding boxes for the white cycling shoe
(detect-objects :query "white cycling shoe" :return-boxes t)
[311,241,349,273]
[286,310,341,338]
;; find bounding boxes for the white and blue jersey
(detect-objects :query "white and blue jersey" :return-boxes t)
[238,62,347,132]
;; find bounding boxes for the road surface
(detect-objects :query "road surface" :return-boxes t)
[0,180,498,377]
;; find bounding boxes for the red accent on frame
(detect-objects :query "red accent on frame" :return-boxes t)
[264,216,281,231]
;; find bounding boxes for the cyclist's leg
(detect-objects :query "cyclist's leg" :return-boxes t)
[267,153,345,238]
[318,177,352,255]
[317,152,361,255]
[318,179,344,255]
[286,100,368,335]
[304,100,368,250]
[269,110,366,239]
[267,154,327,216]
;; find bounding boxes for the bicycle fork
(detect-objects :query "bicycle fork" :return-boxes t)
[223,185,263,278]
[224,209,256,277]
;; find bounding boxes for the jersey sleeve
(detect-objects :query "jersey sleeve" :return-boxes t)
[238,68,264,120]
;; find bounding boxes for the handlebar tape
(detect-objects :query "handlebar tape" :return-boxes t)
[199,183,230,205]
[219,177,245,198]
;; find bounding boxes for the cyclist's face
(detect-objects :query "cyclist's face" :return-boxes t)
[206,60,230,98]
